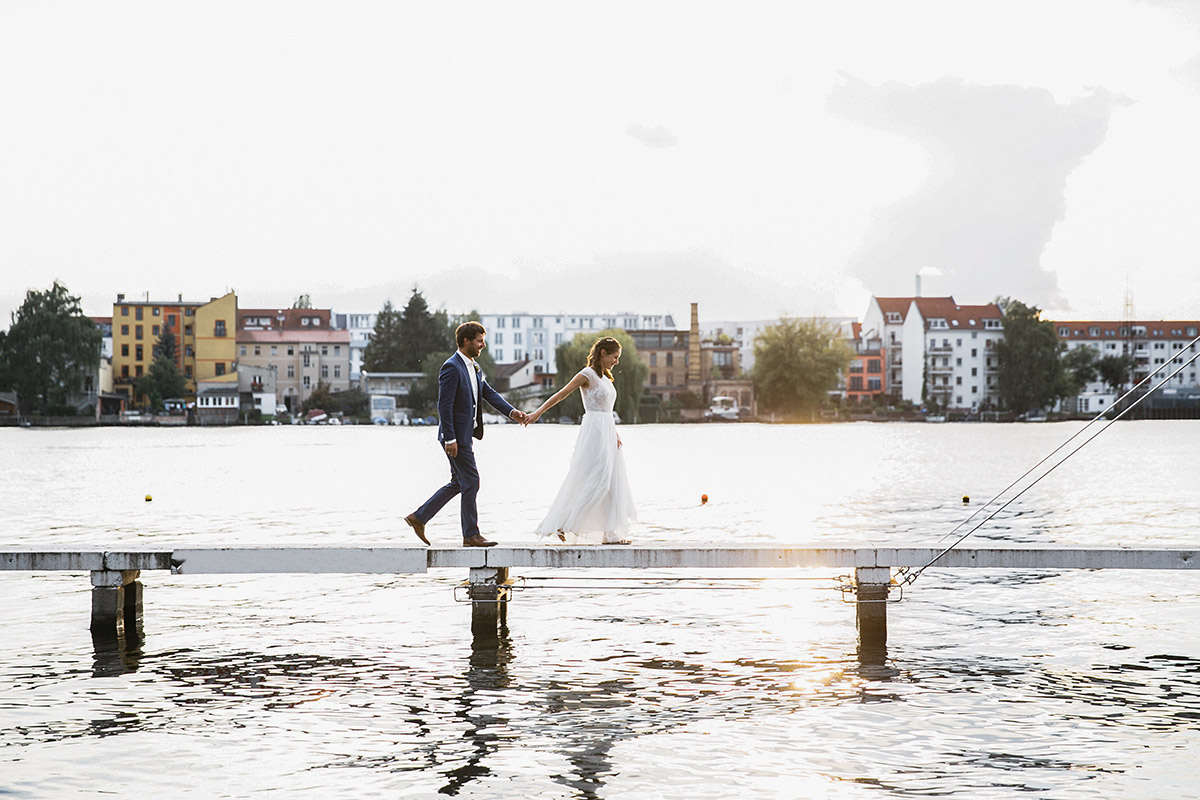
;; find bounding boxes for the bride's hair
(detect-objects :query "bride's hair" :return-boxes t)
[586,337,621,380]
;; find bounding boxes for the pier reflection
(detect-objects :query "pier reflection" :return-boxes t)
[91,619,144,677]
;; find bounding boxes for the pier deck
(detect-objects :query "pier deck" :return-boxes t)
[4,546,1198,656]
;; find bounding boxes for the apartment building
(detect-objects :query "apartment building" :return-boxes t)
[237,307,351,411]
[479,311,676,378]
[1053,320,1200,414]
[111,291,237,403]
[332,311,377,384]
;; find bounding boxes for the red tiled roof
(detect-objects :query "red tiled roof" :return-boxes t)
[1051,321,1200,340]
[875,296,956,321]
[237,329,350,344]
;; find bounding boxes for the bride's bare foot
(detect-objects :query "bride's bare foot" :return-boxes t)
[556,530,566,542]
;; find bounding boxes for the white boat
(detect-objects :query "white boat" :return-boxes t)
[705,396,739,422]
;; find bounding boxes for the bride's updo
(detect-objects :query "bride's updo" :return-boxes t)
[586,337,621,381]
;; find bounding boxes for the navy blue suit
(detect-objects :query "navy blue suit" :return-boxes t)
[414,352,516,539]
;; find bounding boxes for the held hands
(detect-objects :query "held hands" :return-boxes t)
[524,409,543,426]
[509,409,530,425]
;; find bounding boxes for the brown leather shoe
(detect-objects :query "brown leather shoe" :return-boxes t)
[404,513,429,545]
[463,534,497,547]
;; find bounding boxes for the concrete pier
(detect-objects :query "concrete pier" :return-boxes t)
[4,546,1198,652]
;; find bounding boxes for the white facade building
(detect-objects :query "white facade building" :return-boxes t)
[333,312,378,384]
[1053,320,1200,415]
[479,311,676,376]
[900,298,1004,411]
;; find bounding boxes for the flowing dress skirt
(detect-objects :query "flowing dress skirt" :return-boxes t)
[535,411,636,543]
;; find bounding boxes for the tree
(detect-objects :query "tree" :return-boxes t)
[302,380,336,414]
[1059,345,1099,398]
[994,298,1063,416]
[751,317,853,416]
[551,329,648,423]
[0,281,101,415]
[1096,354,1134,395]
[136,353,188,410]
[362,289,455,373]
[155,324,178,363]
[363,300,403,371]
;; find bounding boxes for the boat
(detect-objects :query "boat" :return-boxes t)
[705,396,739,422]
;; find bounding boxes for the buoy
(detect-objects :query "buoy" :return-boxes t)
[962,495,969,504]
[701,494,708,505]
[145,495,153,502]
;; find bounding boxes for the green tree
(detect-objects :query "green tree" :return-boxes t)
[363,289,455,373]
[0,281,101,415]
[136,353,188,410]
[551,329,648,423]
[363,300,403,371]
[1059,345,1098,398]
[302,380,336,414]
[1096,354,1134,395]
[155,324,178,363]
[751,317,853,416]
[994,298,1063,416]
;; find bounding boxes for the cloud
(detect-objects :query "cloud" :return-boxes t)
[828,76,1128,306]
[626,124,679,149]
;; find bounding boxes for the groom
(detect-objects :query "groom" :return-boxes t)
[406,321,528,547]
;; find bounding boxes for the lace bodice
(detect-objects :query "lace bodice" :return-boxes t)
[580,367,616,413]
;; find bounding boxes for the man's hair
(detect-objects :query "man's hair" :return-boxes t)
[456,321,486,347]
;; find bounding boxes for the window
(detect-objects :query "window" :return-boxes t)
[334,365,341,379]
[152,325,159,336]
[167,314,176,326]
[495,333,504,345]
[135,325,143,340]
[303,375,311,388]
[184,325,193,336]
[321,365,329,378]
[153,307,160,317]
[666,353,673,367]
[271,346,278,356]
[867,359,880,373]
[240,346,247,356]
[850,376,864,390]
[121,365,129,377]
[650,373,658,386]
[868,378,881,391]
[136,307,143,321]
[287,365,295,378]
[135,365,143,377]
[121,307,129,316]
[121,325,129,335]
[135,345,143,361]
[254,346,261,356]
[650,353,657,366]
[214,320,226,337]
[955,376,962,385]
[287,347,294,356]
[215,363,225,376]
[321,345,328,356]
[494,350,504,361]
[302,354,311,367]
[334,346,340,355]
[514,332,523,345]
[121,344,129,356]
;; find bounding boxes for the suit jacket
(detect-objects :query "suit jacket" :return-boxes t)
[437,352,516,445]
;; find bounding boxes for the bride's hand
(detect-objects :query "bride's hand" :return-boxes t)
[617,435,623,448]
[527,410,541,425]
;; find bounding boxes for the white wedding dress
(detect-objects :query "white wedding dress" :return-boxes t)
[535,367,637,544]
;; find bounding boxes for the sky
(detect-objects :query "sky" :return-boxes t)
[3,0,1200,330]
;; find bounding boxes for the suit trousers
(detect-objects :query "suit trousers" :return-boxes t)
[414,442,481,539]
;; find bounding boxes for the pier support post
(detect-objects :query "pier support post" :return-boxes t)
[468,566,511,640]
[854,567,890,660]
[90,569,142,637]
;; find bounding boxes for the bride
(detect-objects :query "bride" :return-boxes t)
[526,336,636,544]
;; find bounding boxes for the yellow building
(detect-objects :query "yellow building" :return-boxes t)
[111,291,238,404]
[193,291,238,383]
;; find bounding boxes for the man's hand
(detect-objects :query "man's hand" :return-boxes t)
[510,409,529,425]
[445,441,458,458]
